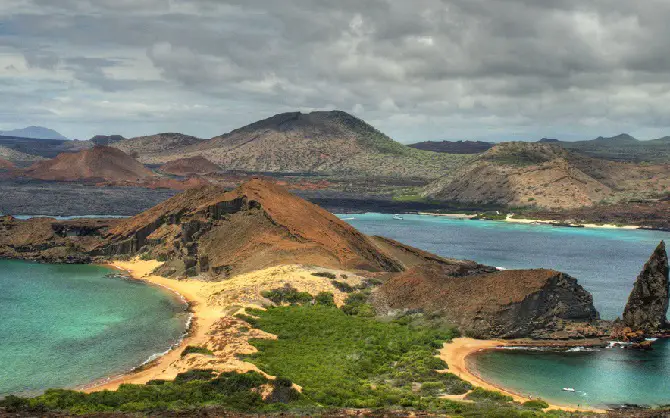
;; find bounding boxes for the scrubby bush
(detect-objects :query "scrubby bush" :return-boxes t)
[331,280,354,292]
[465,387,514,403]
[315,292,336,306]
[311,272,337,280]
[341,292,375,317]
[181,345,214,357]
[523,399,549,409]
[261,284,313,306]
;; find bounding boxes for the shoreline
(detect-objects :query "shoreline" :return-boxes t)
[415,211,642,230]
[84,260,222,392]
[439,338,607,413]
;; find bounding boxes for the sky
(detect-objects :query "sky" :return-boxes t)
[2,1,670,142]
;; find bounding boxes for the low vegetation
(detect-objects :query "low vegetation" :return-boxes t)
[0,371,300,415]
[181,345,214,357]
[1,298,572,417]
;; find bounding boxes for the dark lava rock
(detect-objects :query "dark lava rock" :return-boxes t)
[622,241,669,333]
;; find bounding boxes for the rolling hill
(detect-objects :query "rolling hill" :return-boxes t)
[119,111,467,180]
[23,146,156,182]
[111,133,204,161]
[423,142,670,209]
[0,126,68,140]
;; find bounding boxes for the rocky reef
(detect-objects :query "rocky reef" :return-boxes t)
[621,241,669,335]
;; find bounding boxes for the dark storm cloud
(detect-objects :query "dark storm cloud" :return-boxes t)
[1,0,670,141]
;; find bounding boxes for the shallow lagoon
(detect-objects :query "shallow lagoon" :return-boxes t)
[0,260,187,396]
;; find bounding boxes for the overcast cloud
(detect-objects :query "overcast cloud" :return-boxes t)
[2,0,670,142]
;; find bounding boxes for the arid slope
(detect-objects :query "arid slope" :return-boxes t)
[22,146,155,182]
[423,142,670,209]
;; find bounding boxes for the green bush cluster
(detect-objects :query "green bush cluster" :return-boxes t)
[244,305,469,409]
[523,399,550,410]
[311,272,337,280]
[181,345,214,357]
[341,292,375,317]
[261,284,312,305]
[465,387,515,403]
[0,371,293,414]
[331,280,354,293]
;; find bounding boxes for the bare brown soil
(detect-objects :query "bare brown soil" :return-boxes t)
[159,156,221,175]
[22,146,155,182]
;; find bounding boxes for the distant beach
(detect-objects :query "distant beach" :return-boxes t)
[439,338,606,413]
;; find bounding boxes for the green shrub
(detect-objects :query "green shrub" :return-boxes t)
[341,292,375,317]
[181,345,214,357]
[315,292,336,306]
[312,272,337,280]
[261,284,313,306]
[245,305,466,409]
[523,399,549,410]
[173,369,216,383]
[331,280,354,293]
[465,387,514,403]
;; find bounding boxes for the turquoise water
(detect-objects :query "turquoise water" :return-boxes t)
[471,342,670,408]
[0,260,188,396]
[340,213,670,407]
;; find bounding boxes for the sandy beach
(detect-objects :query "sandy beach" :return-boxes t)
[504,214,640,230]
[86,260,228,391]
[86,260,363,392]
[439,338,606,413]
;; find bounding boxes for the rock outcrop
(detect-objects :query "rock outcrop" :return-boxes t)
[374,266,600,338]
[622,241,669,333]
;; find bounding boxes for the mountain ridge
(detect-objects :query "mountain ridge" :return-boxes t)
[0,126,68,140]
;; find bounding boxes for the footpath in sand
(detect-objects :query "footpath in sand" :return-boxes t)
[439,338,606,413]
[88,259,364,391]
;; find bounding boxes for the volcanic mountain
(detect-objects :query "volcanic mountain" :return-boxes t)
[122,111,465,180]
[423,142,670,209]
[159,156,220,176]
[103,178,404,277]
[22,145,155,182]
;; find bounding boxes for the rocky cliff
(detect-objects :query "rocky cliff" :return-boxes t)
[374,265,600,339]
[622,241,669,333]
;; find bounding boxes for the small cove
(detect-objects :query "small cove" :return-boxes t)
[0,260,188,396]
